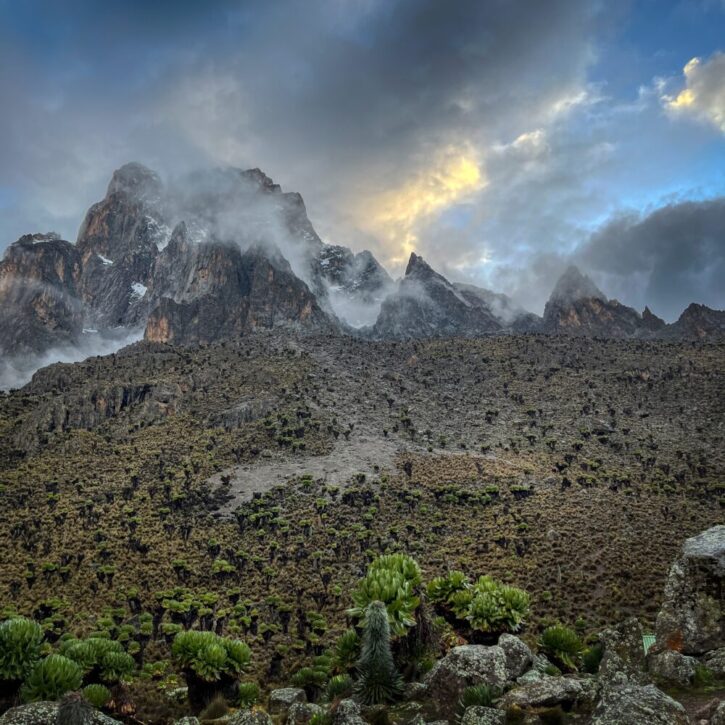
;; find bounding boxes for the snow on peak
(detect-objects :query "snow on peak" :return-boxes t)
[130,282,148,299]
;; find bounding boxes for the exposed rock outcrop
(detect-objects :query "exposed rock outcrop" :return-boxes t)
[499,675,598,712]
[590,680,689,724]
[0,233,83,355]
[655,525,725,655]
[0,701,121,724]
[371,254,503,339]
[598,617,648,685]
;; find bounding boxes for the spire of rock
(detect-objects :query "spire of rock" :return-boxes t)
[549,265,605,304]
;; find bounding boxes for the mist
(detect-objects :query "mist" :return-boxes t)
[0,328,143,391]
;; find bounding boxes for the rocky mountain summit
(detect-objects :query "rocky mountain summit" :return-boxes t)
[1,163,723,387]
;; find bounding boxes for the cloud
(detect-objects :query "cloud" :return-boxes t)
[663,52,725,133]
[576,196,725,320]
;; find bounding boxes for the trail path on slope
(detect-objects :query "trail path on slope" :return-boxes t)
[210,433,405,514]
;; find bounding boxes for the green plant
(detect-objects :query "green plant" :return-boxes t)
[171,630,251,682]
[459,683,497,710]
[354,601,403,705]
[428,571,469,604]
[82,683,112,708]
[348,554,422,636]
[333,629,360,671]
[326,673,353,700]
[693,664,713,687]
[237,681,260,707]
[0,617,44,690]
[60,637,134,683]
[581,643,603,674]
[20,655,83,702]
[539,625,583,672]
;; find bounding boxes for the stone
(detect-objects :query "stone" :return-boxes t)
[287,703,324,724]
[227,710,273,725]
[423,645,511,717]
[598,617,648,685]
[711,701,725,725]
[499,676,598,711]
[647,649,697,687]
[655,525,725,655]
[269,687,306,715]
[174,719,201,725]
[460,706,506,725]
[0,701,121,724]
[498,634,534,679]
[590,682,689,724]
[403,680,428,701]
[703,647,725,678]
[332,699,366,725]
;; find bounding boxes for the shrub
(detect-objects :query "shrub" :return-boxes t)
[348,555,422,636]
[429,572,529,637]
[459,683,497,709]
[539,625,583,672]
[60,637,134,683]
[326,673,353,701]
[82,683,112,708]
[581,643,603,674]
[354,601,403,705]
[237,681,260,707]
[333,629,360,672]
[172,630,251,711]
[20,655,83,702]
[171,631,251,682]
[0,617,44,682]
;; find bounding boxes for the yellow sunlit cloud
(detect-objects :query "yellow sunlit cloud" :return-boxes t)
[359,147,485,267]
[664,53,725,133]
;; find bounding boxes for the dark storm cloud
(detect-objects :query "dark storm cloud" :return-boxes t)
[577,197,725,320]
[0,0,604,248]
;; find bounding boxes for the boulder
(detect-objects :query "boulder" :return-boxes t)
[647,649,697,687]
[498,634,534,679]
[0,701,121,724]
[423,645,511,717]
[174,719,201,725]
[590,681,689,724]
[703,647,725,678]
[711,701,725,725]
[598,617,648,685]
[460,706,506,725]
[655,525,725,655]
[499,676,598,712]
[227,711,273,725]
[269,687,306,716]
[332,699,366,725]
[287,702,325,724]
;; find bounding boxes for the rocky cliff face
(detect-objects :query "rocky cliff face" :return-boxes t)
[144,237,333,344]
[542,266,647,338]
[0,233,83,355]
[658,303,725,341]
[370,253,504,339]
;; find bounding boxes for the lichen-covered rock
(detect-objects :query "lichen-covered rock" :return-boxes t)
[647,649,697,687]
[703,647,725,678]
[332,699,366,725]
[174,718,200,725]
[424,645,511,717]
[499,676,598,711]
[0,701,122,724]
[287,702,324,724]
[655,525,725,655]
[590,681,689,724]
[269,687,306,715]
[227,710,274,725]
[598,617,648,685]
[460,706,506,725]
[498,634,534,679]
[710,701,725,725]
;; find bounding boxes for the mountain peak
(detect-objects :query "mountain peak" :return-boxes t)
[550,265,605,304]
[405,252,436,278]
[106,162,162,199]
